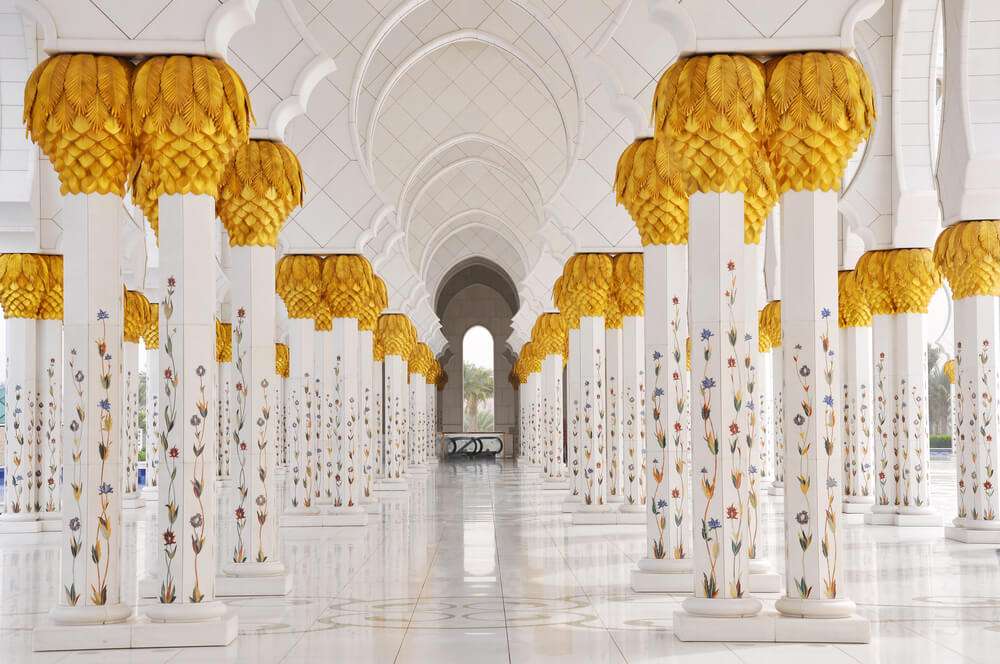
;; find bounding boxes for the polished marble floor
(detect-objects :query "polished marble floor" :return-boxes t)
[1,456,999,663]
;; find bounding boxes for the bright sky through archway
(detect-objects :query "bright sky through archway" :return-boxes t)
[463,325,493,368]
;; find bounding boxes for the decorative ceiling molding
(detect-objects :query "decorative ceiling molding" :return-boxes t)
[418,210,531,284]
[397,133,543,216]
[348,0,582,183]
[17,0,259,56]
[362,30,574,191]
[405,156,543,235]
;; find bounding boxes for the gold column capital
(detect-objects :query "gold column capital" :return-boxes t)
[37,254,63,321]
[760,300,782,349]
[933,220,1000,300]
[612,253,644,318]
[838,270,872,328]
[0,253,49,319]
[143,302,159,349]
[615,138,688,246]
[275,343,289,378]
[943,358,956,385]
[764,51,876,193]
[884,248,941,314]
[532,312,567,360]
[562,253,613,318]
[276,254,323,319]
[24,54,134,196]
[218,139,303,248]
[323,254,374,320]
[123,289,151,343]
[131,55,252,202]
[215,319,232,363]
[757,311,772,353]
[377,313,417,359]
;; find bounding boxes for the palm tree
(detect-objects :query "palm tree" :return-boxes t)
[463,361,494,431]
[927,344,951,438]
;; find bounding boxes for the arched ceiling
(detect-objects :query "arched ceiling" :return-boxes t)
[424,224,528,298]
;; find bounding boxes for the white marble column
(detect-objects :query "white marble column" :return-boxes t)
[893,295,938,524]
[564,326,582,508]
[285,317,316,513]
[542,352,567,487]
[122,336,142,509]
[218,243,290,594]
[146,194,226,626]
[839,271,875,515]
[373,354,385,481]
[425,378,438,464]
[143,321,160,500]
[577,314,608,515]
[409,372,427,472]
[216,323,232,485]
[313,315,334,506]
[383,354,409,486]
[330,315,366,513]
[681,193,759,618]
[38,309,63,530]
[48,193,132,627]
[526,368,542,474]
[606,320,624,504]
[0,303,40,531]
[358,328,378,501]
[631,243,692,591]
[764,302,785,496]
[619,312,645,515]
[775,190,858,621]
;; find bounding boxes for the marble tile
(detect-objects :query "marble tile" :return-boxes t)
[0,456,996,663]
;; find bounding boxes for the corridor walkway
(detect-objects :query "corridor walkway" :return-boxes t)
[0,457,995,663]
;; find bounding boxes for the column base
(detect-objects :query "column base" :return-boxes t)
[39,513,62,532]
[767,484,784,496]
[375,478,408,492]
[842,501,872,514]
[132,607,237,648]
[864,508,896,525]
[945,524,1000,543]
[122,493,144,510]
[608,493,625,504]
[0,515,42,534]
[363,500,382,514]
[675,608,869,643]
[139,574,159,599]
[34,605,134,651]
[894,511,942,527]
[749,560,783,593]
[571,509,644,525]
[561,495,584,513]
[542,478,569,491]
[281,511,368,527]
[141,486,159,502]
[619,502,644,514]
[407,465,430,476]
[216,562,292,597]
[630,559,693,592]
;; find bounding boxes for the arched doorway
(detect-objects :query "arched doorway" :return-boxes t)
[435,258,519,451]
[462,325,495,431]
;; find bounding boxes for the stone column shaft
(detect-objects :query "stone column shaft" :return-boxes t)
[150,194,221,619]
[54,193,130,622]
[606,325,624,502]
[620,314,645,511]
[224,245,283,576]
[685,192,756,610]
[285,318,315,511]
[776,189,852,617]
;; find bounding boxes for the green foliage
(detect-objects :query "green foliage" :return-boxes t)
[930,435,952,449]
[463,361,494,431]
[927,345,951,437]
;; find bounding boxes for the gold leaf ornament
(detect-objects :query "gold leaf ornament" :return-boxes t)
[275,343,290,378]
[123,289,152,343]
[764,52,876,193]
[377,313,417,359]
[0,254,50,319]
[531,312,567,360]
[838,270,872,328]
[24,54,134,196]
[760,300,782,349]
[218,140,303,247]
[933,220,1000,300]
[653,54,768,194]
[360,274,388,332]
[323,254,374,320]
[883,248,941,314]
[562,254,613,319]
[612,253,644,317]
[854,251,893,316]
[143,303,159,350]
[37,255,64,321]
[276,254,323,319]
[131,56,253,199]
[615,138,688,246]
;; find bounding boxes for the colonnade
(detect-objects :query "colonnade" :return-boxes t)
[0,50,442,652]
